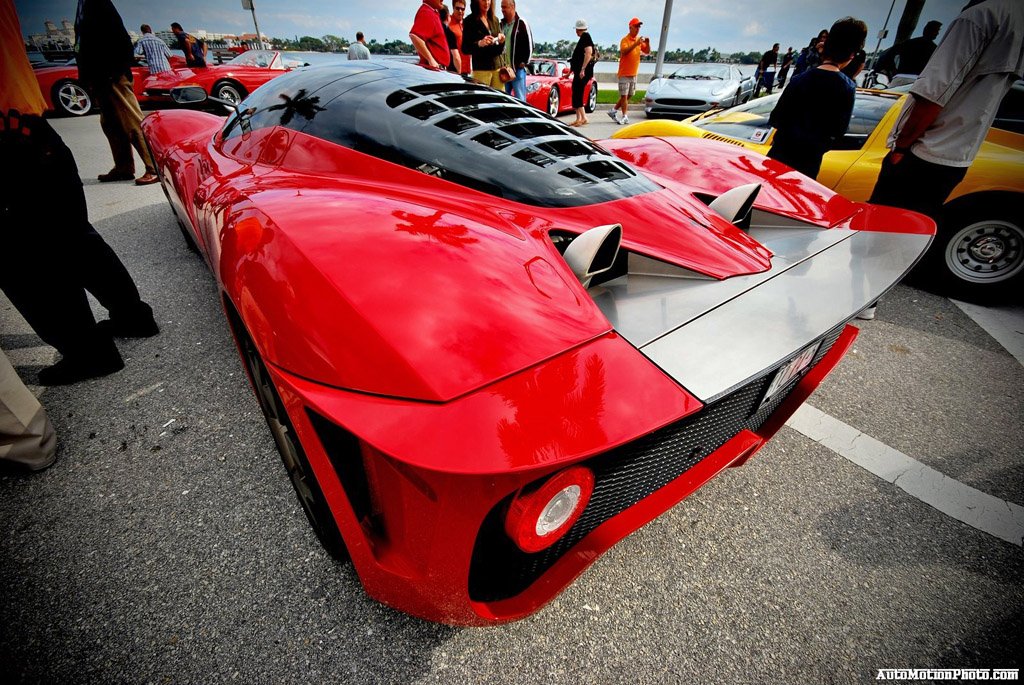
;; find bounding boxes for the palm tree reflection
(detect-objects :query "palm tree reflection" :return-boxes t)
[393,209,479,248]
[268,89,326,126]
[496,352,608,463]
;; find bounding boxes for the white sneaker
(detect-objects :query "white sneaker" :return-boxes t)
[856,305,877,320]
[606,109,619,121]
[619,115,629,125]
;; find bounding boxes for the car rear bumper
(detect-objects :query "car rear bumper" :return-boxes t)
[265,321,856,625]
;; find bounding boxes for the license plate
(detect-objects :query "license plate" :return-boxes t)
[762,341,820,405]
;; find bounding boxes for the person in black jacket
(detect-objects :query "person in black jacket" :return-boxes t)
[766,17,867,179]
[463,0,506,88]
[75,0,158,185]
[569,19,595,126]
[499,0,533,100]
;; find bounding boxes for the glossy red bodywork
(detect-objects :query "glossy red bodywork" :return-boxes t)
[33,57,186,113]
[525,58,597,114]
[141,96,875,624]
[142,50,296,103]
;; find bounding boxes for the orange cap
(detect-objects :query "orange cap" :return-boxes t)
[629,17,642,26]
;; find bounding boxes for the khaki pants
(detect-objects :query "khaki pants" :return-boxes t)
[0,350,56,471]
[473,69,503,89]
[94,74,155,175]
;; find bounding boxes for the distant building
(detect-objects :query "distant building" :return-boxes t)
[26,18,74,52]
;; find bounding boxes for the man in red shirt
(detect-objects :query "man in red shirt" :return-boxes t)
[449,0,472,74]
[410,0,451,69]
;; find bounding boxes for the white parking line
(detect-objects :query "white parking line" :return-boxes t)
[951,300,1024,367]
[787,404,1024,547]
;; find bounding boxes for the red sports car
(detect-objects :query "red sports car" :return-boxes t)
[526,57,598,116]
[141,62,933,625]
[143,49,307,107]
[33,55,186,116]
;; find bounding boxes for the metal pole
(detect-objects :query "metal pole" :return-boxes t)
[250,1,265,49]
[654,0,674,80]
[870,0,898,67]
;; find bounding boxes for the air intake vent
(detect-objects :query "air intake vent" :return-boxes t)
[291,63,658,207]
[701,132,746,146]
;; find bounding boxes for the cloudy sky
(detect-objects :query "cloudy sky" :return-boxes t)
[16,0,969,54]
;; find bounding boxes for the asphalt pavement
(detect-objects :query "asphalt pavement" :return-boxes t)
[1,113,1021,684]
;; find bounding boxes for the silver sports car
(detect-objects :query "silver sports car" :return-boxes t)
[644,63,753,118]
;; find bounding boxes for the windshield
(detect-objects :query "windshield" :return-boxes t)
[529,60,557,77]
[229,50,279,69]
[668,64,731,80]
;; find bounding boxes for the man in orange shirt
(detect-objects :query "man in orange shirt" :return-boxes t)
[449,0,472,74]
[610,17,650,125]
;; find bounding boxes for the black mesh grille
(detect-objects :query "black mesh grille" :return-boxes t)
[658,98,706,106]
[468,325,845,602]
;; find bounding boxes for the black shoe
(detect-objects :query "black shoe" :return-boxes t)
[97,170,135,182]
[38,353,125,386]
[96,315,159,338]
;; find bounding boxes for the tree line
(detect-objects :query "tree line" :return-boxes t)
[267,35,763,64]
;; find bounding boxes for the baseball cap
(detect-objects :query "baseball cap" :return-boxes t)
[629,17,643,26]
[575,19,588,31]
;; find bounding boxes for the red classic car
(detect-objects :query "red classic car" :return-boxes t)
[141,62,933,625]
[526,57,597,116]
[33,56,186,116]
[143,49,307,106]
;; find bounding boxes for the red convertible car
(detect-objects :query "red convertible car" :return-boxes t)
[142,62,933,625]
[33,55,186,116]
[143,49,307,106]
[526,57,598,116]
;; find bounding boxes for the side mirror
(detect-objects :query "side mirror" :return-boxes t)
[170,85,208,104]
[563,224,623,287]
[172,84,244,115]
[561,67,571,78]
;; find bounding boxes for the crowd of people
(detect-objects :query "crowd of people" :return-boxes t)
[2,0,1022,471]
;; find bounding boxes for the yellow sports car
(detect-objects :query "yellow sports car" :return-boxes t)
[612,90,1024,301]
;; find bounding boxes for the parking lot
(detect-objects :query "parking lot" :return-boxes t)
[1,114,1021,683]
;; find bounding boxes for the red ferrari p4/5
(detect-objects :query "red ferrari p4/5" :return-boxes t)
[142,62,933,625]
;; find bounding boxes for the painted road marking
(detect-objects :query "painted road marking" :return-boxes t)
[787,404,1024,547]
[952,300,1024,367]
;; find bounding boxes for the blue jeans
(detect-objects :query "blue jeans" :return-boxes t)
[505,67,527,101]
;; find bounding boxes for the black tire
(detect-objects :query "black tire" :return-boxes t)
[923,198,1024,302]
[213,80,247,109]
[52,79,92,116]
[733,88,742,107]
[585,81,598,113]
[234,319,349,560]
[547,88,560,117]
[175,216,200,254]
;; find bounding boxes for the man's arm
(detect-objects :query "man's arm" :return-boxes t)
[410,33,438,68]
[889,94,943,163]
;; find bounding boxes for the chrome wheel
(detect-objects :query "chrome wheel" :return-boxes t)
[944,218,1024,285]
[547,89,560,117]
[585,81,598,113]
[214,82,246,109]
[55,81,91,116]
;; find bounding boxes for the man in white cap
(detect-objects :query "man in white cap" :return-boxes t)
[610,17,649,125]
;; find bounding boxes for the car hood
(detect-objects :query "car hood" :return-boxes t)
[653,78,736,97]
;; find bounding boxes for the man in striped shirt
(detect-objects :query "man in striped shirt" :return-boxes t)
[134,24,172,74]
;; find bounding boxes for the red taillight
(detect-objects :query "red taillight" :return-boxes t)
[504,466,595,553]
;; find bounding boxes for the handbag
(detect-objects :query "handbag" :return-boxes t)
[497,17,517,83]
